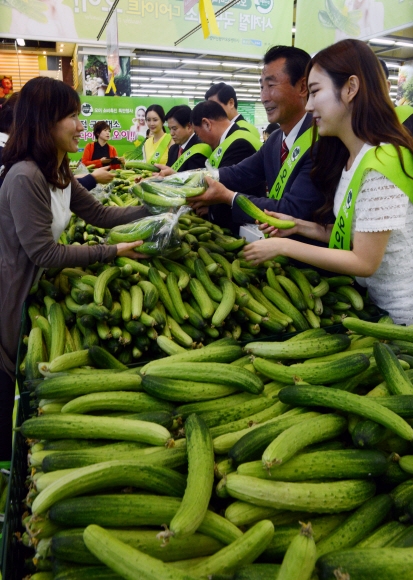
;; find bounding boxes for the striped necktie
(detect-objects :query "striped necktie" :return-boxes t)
[178,146,184,158]
[280,139,289,165]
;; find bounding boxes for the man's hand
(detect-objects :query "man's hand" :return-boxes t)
[154,164,175,177]
[115,240,149,259]
[188,176,235,211]
[91,166,114,185]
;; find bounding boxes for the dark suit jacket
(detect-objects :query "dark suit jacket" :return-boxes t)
[167,133,208,172]
[209,124,266,233]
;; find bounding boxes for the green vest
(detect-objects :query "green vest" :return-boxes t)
[209,130,261,168]
[147,133,172,165]
[330,144,413,251]
[171,143,212,172]
[396,105,413,125]
[236,119,261,140]
[268,127,315,200]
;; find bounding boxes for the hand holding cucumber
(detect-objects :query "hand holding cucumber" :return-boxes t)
[188,176,235,210]
[116,240,149,259]
[258,210,299,237]
[243,237,285,266]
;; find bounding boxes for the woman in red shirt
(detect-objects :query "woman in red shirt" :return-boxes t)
[81,121,123,169]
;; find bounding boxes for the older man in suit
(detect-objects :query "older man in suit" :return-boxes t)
[189,45,329,236]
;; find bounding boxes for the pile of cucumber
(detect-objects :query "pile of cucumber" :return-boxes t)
[14,317,413,579]
[25,211,383,373]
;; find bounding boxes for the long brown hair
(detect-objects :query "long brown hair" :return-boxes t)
[2,77,81,189]
[308,39,413,224]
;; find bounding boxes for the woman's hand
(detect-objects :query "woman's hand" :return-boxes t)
[91,166,114,185]
[243,238,284,266]
[258,210,299,238]
[116,240,149,259]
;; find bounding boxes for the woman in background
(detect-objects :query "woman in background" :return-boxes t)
[244,39,413,325]
[81,121,123,169]
[143,104,171,166]
[0,77,149,462]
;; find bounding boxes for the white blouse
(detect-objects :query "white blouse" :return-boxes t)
[50,183,72,242]
[334,143,413,325]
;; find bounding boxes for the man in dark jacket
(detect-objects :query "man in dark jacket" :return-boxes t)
[191,100,264,233]
[157,105,211,174]
[189,45,330,236]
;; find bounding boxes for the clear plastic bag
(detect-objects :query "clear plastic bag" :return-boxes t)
[136,169,218,214]
[106,207,190,256]
[71,162,90,176]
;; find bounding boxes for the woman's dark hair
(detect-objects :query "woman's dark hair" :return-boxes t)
[2,77,80,189]
[308,39,413,224]
[0,93,18,134]
[146,104,166,132]
[93,120,110,140]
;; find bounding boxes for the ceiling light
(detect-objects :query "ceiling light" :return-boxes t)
[200,72,232,77]
[292,27,296,33]
[183,78,212,84]
[138,56,180,63]
[16,38,25,46]
[151,77,175,83]
[395,41,413,47]
[389,75,399,80]
[140,84,170,88]
[386,62,401,68]
[221,61,260,68]
[131,76,150,81]
[234,74,260,79]
[60,44,64,47]
[131,68,164,74]
[18,49,21,53]
[60,49,63,52]
[43,51,46,54]
[164,70,199,76]
[181,59,221,66]
[240,82,260,87]
[369,38,395,45]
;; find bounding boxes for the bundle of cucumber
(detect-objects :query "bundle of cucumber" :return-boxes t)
[25,211,383,371]
[14,319,413,579]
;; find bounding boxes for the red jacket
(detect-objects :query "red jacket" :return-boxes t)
[81,142,120,169]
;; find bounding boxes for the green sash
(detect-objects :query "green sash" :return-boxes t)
[329,145,413,250]
[209,130,261,168]
[269,127,315,200]
[148,133,172,165]
[171,143,212,171]
[236,119,261,140]
[396,105,413,124]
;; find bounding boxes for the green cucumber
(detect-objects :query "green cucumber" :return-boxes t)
[60,391,174,415]
[244,334,350,360]
[142,375,237,402]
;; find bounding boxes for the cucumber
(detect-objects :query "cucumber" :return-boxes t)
[87,345,129,370]
[32,462,186,514]
[188,520,274,577]
[144,362,264,395]
[51,528,224,565]
[210,401,291,439]
[189,277,215,319]
[343,318,413,341]
[316,494,393,557]
[278,386,413,441]
[235,195,294,229]
[276,521,316,580]
[237,449,387,481]
[355,521,407,548]
[142,375,237,402]
[225,475,376,513]
[48,302,66,361]
[26,327,44,380]
[253,354,370,385]
[165,414,214,539]
[200,395,277,428]
[35,372,142,399]
[140,345,243,374]
[318,547,413,580]
[149,266,183,323]
[194,258,223,302]
[21,414,171,446]
[166,273,189,323]
[229,410,318,465]
[244,334,350,360]
[83,525,196,580]
[261,413,347,470]
[54,566,122,579]
[212,278,236,327]
[175,392,256,419]
[225,501,280,527]
[233,564,281,580]
[373,342,413,395]
[60,391,174,415]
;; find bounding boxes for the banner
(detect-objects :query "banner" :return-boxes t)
[0,75,13,99]
[397,63,413,106]
[84,55,130,97]
[0,0,293,59]
[296,0,413,55]
[71,95,189,162]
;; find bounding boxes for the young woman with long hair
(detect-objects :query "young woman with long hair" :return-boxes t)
[243,39,413,325]
[143,104,172,165]
[0,77,149,461]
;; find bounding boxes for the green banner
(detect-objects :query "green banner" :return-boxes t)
[0,0,293,59]
[71,95,188,162]
[296,0,413,55]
